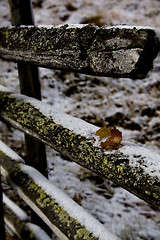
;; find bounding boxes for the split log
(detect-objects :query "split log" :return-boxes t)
[0,86,160,210]
[3,194,51,240]
[0,141,118,240]
[0,25,159,79]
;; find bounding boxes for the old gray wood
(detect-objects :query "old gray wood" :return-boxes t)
[0,25,159,79]
[7,0,47,178]
[0,88,160,210]
[3,194,51,240]
[0,146,118,240]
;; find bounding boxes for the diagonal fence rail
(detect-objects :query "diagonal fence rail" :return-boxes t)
[0,86,160,211]
[0,140,119,240]
[3,193,52,240]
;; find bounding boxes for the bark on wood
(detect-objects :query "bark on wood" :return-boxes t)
[0,151,118,240]
[3,194,51,240]
[0,89,160,210]
[8,0,47,177]
[0,25,159,79]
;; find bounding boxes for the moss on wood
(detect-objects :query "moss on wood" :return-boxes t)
[3,194,51,240]
[0,25,159,78]
[0,152,110,240]
[0,90,160,210]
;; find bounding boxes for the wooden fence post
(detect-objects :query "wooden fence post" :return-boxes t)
[8,0,50,236]
[0,169,6,240]
[8,0,47,177]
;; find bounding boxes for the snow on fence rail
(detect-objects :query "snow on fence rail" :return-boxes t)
[0,140,119,240]
[3,193,52,240]
[0,25,160,79]
[0,86,160,212]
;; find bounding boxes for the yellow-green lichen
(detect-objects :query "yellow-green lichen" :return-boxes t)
[3,30,9,35]
[58,209,73,227]
[29,232,34,238]
[117,165,124,176]
[145,190,151,196]
[74,228,94,240]
[153,192,159,199]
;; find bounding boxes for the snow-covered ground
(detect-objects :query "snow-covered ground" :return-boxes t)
[0,0,160,239]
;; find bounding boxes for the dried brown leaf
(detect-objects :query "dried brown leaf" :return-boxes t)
[96,126,122,151]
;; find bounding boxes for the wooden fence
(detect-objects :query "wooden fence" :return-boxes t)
[0,0,160,239]
[0,25,159,79]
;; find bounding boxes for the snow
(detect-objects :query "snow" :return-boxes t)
[0,140,24,162]
[28,98,98,138]
[26,223,52,240]
[3,194,52,240]
[47,150,160,239]
[120,144,160,177]
[1,86,98,140]
[0,84,12,92]
[21,164,119,240]
[12,93,99,139]
[3,193,29,221]
[107,25,160,41]
[37,23,89,29]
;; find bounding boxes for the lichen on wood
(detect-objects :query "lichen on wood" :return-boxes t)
[0,148,118,240]
[3,194,51,240]
[0,25,159,78]
[0,88,160,210]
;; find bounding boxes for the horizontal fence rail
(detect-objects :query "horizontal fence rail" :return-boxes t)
[0,140,119,240]
[0,85,160,210]
[0,25,160,79]
[3,193,51,240]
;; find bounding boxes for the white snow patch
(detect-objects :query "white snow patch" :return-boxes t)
[109,24,160,35]
[21,164,119,240]
[0,85,12,92]
[26,223,52,240]
[3,194,52,240]
[65,23,88,28]
[12,93,99,138]
[120,144,160,177]
[6,23,89,30]
[102,25,160,42]
[39,23,88,29]
[0,140,24,162]
[3,193,29,221]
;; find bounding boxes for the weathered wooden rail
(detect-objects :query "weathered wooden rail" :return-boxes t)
[0,86,160,211]
[3,193,52,240]
[0,25,160,79]
[0,6,160,240]
[1,140,117,240]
